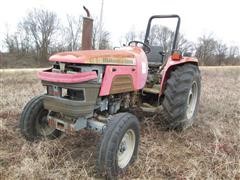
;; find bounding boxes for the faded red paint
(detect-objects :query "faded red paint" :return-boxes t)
[38,47,198,97]
[159,56,198,95]
[99,48,148,96]
[48,48,143,65]
[38,70,97,83]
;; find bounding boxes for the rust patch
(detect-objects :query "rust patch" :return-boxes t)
[48,117,75,135]
[50,49,137,65]
[110,75,134,94]
[81,17,93,50]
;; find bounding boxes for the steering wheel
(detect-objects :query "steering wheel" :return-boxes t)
[128,40,151,53]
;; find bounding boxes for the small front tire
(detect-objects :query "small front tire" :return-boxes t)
[20,95,62,141]
[97,113,140,178]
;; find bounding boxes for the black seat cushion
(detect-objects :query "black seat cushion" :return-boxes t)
[146,46,164,66]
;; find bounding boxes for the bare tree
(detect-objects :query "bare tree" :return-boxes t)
[215,41,228,65]
[16,23,32,56]
[120,25,192,55]
[65,15,82,51]
[148,25,192,53]
[176,34,194,53]
[195,35,240,65]
[92,19,110,50]
[124,30,137,44]
[3,8,239,67]
[118,30,144,47]
[228,46,239,58]
[4,33,16,53]
[3,24,15,53]
[226,46,240,65]
[195,34,217,65]
[156,26,173,52]
[21,9,59,61]
[99,31,110,49]
[92,20,99,49]
[4,31,29,56]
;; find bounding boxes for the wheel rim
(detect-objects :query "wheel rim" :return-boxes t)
[36,109,55,136]
[117,129,136,169]
[186,81,198,119]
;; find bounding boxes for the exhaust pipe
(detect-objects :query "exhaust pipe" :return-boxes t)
[81,6,93,50]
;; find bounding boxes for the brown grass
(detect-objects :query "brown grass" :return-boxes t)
[0,67,240,179]
[1,53,51,69]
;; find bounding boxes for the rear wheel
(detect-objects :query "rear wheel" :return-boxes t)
[161,64,201,130]
[20,95,62,141]
[97,113,140,178]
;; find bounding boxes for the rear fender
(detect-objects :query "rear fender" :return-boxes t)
[159,56,198,95]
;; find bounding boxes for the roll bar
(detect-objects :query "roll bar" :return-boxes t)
[144,15,181,53]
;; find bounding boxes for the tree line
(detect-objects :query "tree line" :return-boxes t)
[3,8,110,62]
[3,8,240,66]
[120,25,240,66]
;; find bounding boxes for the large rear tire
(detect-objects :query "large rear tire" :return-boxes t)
[161,64,201,131]
[97,113,140,179]
[20,95,62,141]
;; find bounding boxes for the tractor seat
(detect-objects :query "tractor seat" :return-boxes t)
[147,46,164,66]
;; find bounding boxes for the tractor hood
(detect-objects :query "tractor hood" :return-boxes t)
[49,47,143,66]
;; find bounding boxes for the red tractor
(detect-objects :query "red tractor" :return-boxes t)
[20,15,201,178]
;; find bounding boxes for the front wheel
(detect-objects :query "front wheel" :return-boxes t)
[161,63,201,131]
[97,113,140,178]
[20,95,62,141]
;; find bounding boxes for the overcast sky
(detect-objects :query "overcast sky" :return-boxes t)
[0,0,240,49]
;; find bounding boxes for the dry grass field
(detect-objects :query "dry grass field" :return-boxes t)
[0,66,240,179]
